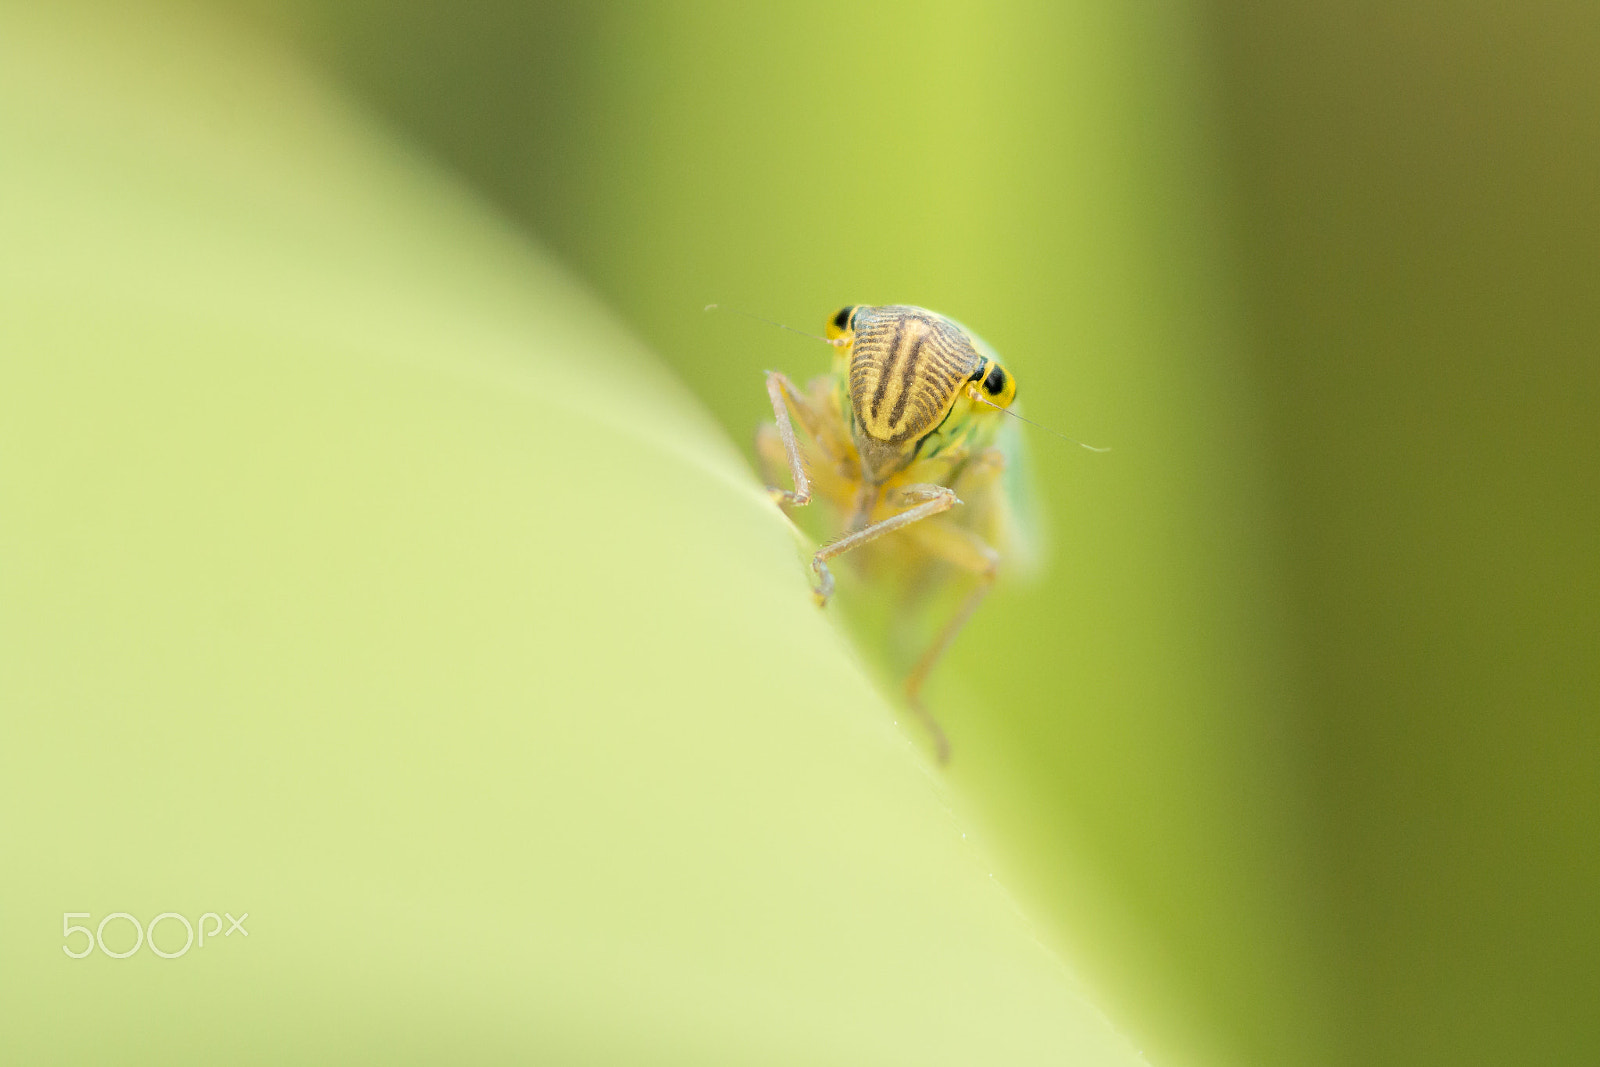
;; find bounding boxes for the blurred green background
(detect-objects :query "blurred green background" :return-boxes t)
[271,9,1318,1065]
[10,1,1600,1064]
[264,2,1599,1065]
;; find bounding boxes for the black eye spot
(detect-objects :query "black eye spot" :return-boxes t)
[983,365,1007,395]
[832,306,856,331]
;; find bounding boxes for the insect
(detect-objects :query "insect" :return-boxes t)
[755,304,1042,764]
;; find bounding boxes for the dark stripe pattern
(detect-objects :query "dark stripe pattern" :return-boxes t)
[847,306,983,445]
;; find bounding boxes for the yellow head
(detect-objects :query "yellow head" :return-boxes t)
[826,304,1016,481]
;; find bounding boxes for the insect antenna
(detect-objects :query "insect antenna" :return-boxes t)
[970,390,1111,453]
[704,304,845,347]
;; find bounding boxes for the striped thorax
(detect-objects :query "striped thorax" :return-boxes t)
[826,304,1017,483]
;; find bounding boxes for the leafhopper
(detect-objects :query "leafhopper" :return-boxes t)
[756,304,1050,763]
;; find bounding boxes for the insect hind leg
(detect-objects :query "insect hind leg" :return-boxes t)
[897,520,1001,765]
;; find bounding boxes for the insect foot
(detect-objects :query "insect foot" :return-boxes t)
[768,485,811,507]
[907,691,952,766]
[810,557,836,607]
[895,483,961,508]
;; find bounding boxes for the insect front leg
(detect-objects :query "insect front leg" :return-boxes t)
[762,370,825,507]
[809,483,960,606]
[755,423,793,495]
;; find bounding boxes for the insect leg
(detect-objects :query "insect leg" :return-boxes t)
[950,445,1006,495]
[763,371,823,506]
[897,521,1001,765]
[810,484,959,605]
[755,423,790,491]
